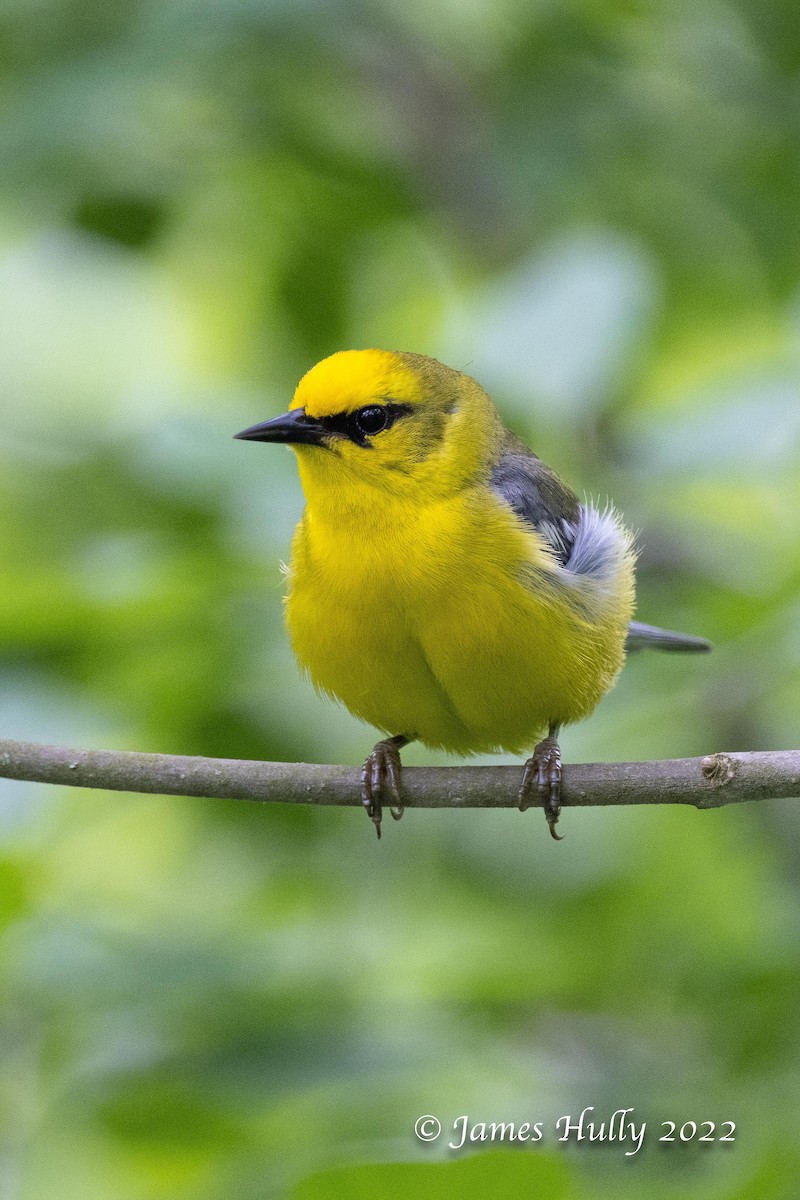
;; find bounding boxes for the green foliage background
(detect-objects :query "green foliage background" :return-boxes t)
[1,1,800,1196]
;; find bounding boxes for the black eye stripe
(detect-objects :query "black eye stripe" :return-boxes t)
[317,402,413,447]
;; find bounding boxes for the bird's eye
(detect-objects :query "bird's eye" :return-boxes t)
[354,405,388,436]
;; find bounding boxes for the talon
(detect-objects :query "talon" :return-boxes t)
[360,736,408,838]
[518,727,563,841]
[360,758,381,838]
[518,756,536,812]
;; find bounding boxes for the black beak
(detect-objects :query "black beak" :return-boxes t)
[234,407,328,447]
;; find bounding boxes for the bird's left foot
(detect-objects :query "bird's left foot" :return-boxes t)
[361,735,408,839]
[519,728,563,841]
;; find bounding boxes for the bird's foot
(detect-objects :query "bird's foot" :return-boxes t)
[361,736,408,839]
[519,732,563,841]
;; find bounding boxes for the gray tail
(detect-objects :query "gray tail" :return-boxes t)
[626,620,712,654]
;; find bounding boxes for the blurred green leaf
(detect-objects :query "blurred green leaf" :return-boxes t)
[292,1151,573,1200]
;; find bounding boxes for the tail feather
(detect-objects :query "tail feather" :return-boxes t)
[626,620,712,654]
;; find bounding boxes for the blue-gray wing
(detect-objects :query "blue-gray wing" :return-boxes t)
[489,437,626,586]
[489,438,580,567]
[490,437,711,652]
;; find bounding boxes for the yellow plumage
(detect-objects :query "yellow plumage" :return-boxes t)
[236,349,706,838]
[287,448,631,756]
[287,349,634,751]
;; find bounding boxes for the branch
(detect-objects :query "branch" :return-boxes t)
[0,739,798,812]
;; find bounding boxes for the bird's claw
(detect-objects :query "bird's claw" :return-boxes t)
[519,733,563,840]
[361,737,406,839]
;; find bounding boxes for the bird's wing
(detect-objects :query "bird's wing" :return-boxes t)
[489,436,628,587]
[625,621,711,653]
[489,435,581,567]
[490,438,711,652]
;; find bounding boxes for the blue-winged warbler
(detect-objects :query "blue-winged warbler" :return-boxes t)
[236,350,709,839]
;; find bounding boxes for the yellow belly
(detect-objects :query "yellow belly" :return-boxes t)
[285,491,634,755]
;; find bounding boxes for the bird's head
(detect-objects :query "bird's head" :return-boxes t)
[235,350,503,509]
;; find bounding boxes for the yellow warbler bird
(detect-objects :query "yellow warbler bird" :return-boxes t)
[235,350,709,839]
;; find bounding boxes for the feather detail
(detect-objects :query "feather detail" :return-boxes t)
[625,621,712,653]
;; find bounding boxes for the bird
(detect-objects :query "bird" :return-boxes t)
[235,349,710,840]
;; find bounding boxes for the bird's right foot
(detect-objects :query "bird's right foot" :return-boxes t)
[361,735,409,839]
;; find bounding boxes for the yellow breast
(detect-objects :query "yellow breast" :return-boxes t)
[285,485,634,755]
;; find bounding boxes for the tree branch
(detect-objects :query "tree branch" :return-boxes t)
[0,739,798,812]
